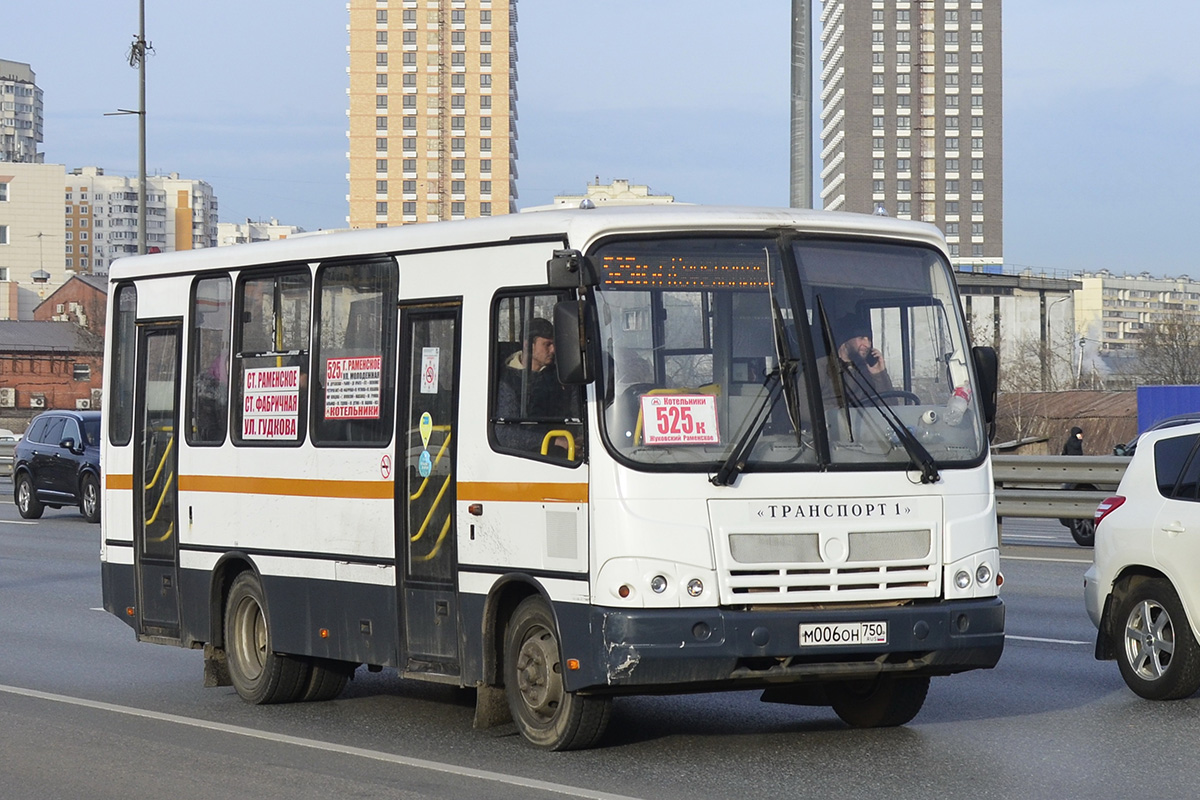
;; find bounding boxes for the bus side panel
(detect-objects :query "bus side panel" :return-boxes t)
[262,573,398,668]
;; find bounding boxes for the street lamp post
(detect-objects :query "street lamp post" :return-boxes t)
[105,0,150,255]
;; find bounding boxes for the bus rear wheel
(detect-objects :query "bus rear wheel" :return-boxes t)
[224,572,309,704]
[503,596,611,750]
[827,674,930,728]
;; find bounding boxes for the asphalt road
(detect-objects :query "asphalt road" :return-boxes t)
[3,483,1200,800]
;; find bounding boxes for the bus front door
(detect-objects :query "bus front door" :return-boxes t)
[133,322,182,641]
[397,304,461,678]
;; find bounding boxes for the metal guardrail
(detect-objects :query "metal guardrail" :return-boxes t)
[992,454,1129,519]
[0,441,14,478]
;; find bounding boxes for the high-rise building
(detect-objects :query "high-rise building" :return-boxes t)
[66,167,219,275]
[818,1,1002,269]
[1,59,44,164]
[346,0,518,229]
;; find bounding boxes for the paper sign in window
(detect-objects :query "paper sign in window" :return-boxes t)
[324,356,382,419]
[243,366,300,440]
[640,394,720,445]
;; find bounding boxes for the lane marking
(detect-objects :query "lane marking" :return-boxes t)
[0,519,38,525]
[0,683,642,800]
[1007,634,1091,646]
[1001,554,1092,564]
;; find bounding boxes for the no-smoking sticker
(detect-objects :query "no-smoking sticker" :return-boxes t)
[420,347,439,394]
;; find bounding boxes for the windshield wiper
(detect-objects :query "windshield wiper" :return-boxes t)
[815,297,940,484]
[711,366,785,486]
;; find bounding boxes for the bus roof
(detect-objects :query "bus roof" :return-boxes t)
[107,205,949,281]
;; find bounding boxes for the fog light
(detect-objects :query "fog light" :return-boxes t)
[618,584,631,598]
[976,564,992,585]
[650,575,668,594]
[954,570,971,590]
[687,579,704,597]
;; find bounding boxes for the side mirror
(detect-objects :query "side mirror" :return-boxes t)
[971,345,998,424]
[553,300,594,385]
[547,249,598,288]
[59,437,80,453]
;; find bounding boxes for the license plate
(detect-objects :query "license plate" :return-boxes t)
[799,621,888,646]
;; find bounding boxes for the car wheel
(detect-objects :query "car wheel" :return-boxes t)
[1115,578,1200,700]
[1069,518,1095,547]
[15,474,44,520]
[827,675,930,728]
[503,596,611,750]
[80,474,101,523]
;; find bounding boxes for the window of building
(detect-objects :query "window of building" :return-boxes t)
[451,201,465,216]
[872,52,884,65]
[873,31,884,44]
[946,115,959,129]
[972,244,983,257]
[310,258,398,446]
[945,32,958,45]
[896,95,911,108]
[376,138,388,152]
[402,201,416,214]
[971,52,984,65]
[949,244,960,257]
[971,180,984,193]
[872,137,885,150]
[480,159,492,173]
[897,10,910,22]
[946,74,959,86]
[946,179,959,193]
[451,31,465,45]
[897,52,911,66]
[971,158,984,172]
[873,9,884,21]
[451,180,465,194]
[480,117,491,131]
[0,181,7,202]
[376,53,388,66]
[897,158,911,171]
[972,10,983,23]
[872,115,884,129]
[480,74,492,88]
[451,95,465,109]
[946,10,959,22]
[376,74,388,88]
[480,181,491,194]
[897,179,911,193]
[402,9,416,23]
[480,10,491,24]
[403,159,417,172]
[971,74,984,87]
[896,201,911,216]
[451,158,465,173]
[376,159,388,173]
[971,201,984,214]
[376,116,387,130]
[451,116,465,130]
[946,223,959,236]
[946,158,960,171]
[972,31,984,45]
[897,137,911,151]
[451,52,466,67]
[897,74,910,87]
[946,95,959,108]
[376,202,388,215]
[233,269,311,446]
[872,158,885,171]
[376,9,387,23]
[971,137,984,150]
[897,31,910,44]
[402,95,416,109]
[451,9,465,23]
[872,74,885,87]
[403,31,416,45]
[480,202,492,216]
[376,180,388,194]
[0,224,7,245]
[946,53,958,65]
[946,201,959,214]
[451,74,465,88]
[376,31,387,45]
[480,31,492,45]
[873,180,885,193]
[480,138,492,152]
[972,223,984,237]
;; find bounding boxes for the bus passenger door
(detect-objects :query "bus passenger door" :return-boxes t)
[133,322,182,641]
[397,304,461,677]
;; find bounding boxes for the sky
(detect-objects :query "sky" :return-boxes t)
[8,1,1200,275]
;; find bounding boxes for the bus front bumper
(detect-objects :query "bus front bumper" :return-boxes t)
[562,597,1004,693]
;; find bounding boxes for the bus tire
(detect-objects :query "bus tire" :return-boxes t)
[503,596,611,750]
[300,658,354,702]
[80,473,101,523]
[827,674,930,728]
[15,474,43,520]
[224,572,310,704]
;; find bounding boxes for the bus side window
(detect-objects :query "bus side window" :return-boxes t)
[489,291,584,463]
[232,269,311,446]
[187,275,232,446]
[310,258,397,446]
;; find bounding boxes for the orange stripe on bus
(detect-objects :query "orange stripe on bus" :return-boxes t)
[106,475,585,503]
[457,482,587,504]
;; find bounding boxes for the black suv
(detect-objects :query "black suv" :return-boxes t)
[13,409,102,523]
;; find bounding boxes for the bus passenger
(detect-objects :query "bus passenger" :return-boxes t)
[495,318,573,456]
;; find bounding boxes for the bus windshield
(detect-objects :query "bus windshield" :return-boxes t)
[593,235,985,473]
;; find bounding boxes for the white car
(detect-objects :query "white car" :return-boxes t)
[1085,421,1200,700]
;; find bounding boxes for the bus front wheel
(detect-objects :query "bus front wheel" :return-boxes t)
[224,572,310,704]
[503,596,611,750]
[827,674,930,728]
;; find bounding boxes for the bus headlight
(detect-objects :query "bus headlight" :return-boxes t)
[650,575,668,594]
[954,570,972,590]
[686,579,704,598]
[975,564,993,585]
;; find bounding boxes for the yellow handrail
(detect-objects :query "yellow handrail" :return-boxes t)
[413,513,453,562]
[410,472,452,543]
[143,431,175,492]
[540,429,576,460]
[409,427,452,501]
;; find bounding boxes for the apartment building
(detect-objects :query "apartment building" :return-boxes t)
[217,218,305,246]
[0,59,43,164]
[66,166,219,274]
[346,0,518,228]
[0,162,66,319]
[818,0,1002,269]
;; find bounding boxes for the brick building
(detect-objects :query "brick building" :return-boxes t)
[32,273,107,338]
[0,320,103,432]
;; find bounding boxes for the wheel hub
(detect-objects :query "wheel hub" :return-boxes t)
[516,629,563,717]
